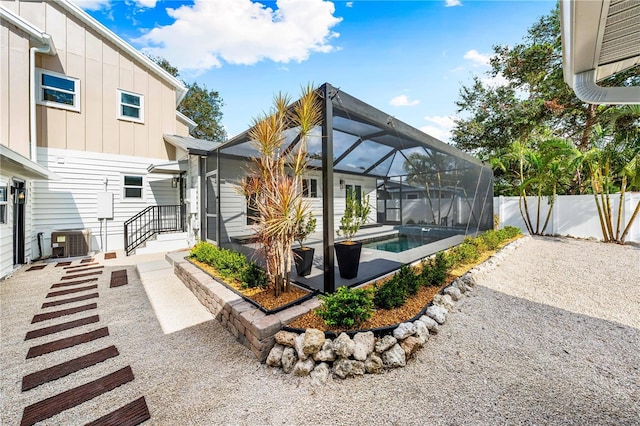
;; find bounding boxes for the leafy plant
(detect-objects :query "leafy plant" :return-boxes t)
[373,276,407,310]
[397,265,420,296]
[337,191,371,242]
[189,241,266,289]
[316,287,374,328]
[240,262,268,289]
[294,211,317,248]
[421,252,450,287]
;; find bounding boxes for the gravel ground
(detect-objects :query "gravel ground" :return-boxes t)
[1,237,639,425]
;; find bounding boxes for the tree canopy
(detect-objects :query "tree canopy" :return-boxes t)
[452,4,640,158]
[149,55,227,142]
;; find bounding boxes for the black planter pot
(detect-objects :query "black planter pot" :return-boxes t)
[292,247,315,276]
[334,241,363,279]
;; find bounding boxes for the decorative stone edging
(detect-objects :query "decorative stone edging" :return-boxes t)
[264,236,531,383]
[172,236,530,371]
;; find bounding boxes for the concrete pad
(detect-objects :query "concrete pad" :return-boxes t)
[138,260,213,334]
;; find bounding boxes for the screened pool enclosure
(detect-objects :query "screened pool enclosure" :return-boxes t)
[202,83,493,293]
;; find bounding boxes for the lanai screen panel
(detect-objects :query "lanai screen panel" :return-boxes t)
[209,83,493,291]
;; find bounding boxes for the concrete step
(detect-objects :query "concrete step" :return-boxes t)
[134,232,190,255]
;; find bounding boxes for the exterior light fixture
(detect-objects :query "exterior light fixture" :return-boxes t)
[339,179,345,189]
[171,177,179,188]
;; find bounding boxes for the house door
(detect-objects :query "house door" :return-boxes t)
[205,171,217,243]
[12,179,26,265]
[179,173,186,231]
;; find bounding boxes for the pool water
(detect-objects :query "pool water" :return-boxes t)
[363,235,423,253]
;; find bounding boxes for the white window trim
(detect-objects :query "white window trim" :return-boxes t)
[121,174,145,201]
[302,178,319,198]
[117,89,144,123]
[0,180,8,226]
[36,68,80,112]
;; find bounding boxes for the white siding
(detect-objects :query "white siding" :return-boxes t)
[33,147,180,255]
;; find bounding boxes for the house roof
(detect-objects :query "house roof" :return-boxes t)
[0,5,56,55]
[560,0,640,104]
[163,134,220,156]
[0,145,60,181]
[214,83,483,181]
[52,0,188,106]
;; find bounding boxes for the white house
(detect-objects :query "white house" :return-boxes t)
[0,0,211,278]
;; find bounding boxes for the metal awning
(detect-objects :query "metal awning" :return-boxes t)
[561,0,640,104]
[163,134,220,156]
[147,160,188,174]
[0,145,60,180]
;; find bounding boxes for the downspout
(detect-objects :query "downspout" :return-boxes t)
[573,70,640,105]
[29,35,55,161]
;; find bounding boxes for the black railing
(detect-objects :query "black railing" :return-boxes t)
[124,205,185,255]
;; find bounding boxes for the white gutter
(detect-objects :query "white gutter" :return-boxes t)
[1,6,57,161]
[573,69,640,105]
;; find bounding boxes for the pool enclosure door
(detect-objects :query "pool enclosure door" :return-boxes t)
[206,170,217,243]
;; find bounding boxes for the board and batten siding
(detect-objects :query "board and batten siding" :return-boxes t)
[0,15,31,158]
[33,147,180,256]
[1,0,180,160]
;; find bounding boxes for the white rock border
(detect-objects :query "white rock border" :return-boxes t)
[266,235,531,383]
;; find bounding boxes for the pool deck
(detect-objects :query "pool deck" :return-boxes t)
[231,224,469,292]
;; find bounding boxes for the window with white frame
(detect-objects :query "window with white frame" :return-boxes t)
[122,175,144,199]
[117,89,144,123]
[36,68,80,112]
[0,183,7,224]
[302,178,318,198]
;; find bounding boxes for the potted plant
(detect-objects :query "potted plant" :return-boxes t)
[335,191,371,279]
[292,211,317,276]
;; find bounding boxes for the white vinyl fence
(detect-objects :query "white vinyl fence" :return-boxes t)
[494,193,640,243]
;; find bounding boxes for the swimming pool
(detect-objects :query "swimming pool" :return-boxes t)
[362,226,466,253]
[363,235,423,253]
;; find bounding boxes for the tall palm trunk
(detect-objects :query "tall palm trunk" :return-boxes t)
[620,200,640,243]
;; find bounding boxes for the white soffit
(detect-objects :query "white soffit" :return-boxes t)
[0,145,60,181]
[561,0,640,104]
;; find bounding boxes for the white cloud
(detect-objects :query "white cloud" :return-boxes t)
[420,115,456,142]
[390,94,420,107]
[136,0,157,8]
[136,0,342,72]
[346,1,354,7]
[72,0,111,10]
[481,73,509,88]
[463,49,491,67]
[445,0,462,7]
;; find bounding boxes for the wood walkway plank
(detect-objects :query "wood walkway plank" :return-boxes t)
[21,346,119,391]
[110,270,128,288]
[64,263,99,269]
[65,266,104,273]
[26,265,47,271]
[42,293,99,309]
[31,303,97,324]
[85,396,150,426]
[103,252,117,260]
[47,285,98,298]
[55,261,72,267]
[62,271,103,280]
[26,316,100,340]
[26,327,109,359]
[81,258,95,264]
[51,278,99,289]
[20,366,134,426]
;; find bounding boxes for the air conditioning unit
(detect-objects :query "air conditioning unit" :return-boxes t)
[51,229,92,258]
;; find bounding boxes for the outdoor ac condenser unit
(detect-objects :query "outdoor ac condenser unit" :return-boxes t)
[51,229,91,258]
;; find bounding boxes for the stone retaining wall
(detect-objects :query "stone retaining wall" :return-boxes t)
[172,255,320,361]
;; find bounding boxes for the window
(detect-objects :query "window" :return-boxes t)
[123,175,143,199]
[117,89,144,123]
[407,193,418,200]
[345,184,362,204]
[0,184,7,224]
[302,178,318,198]
[36,69,80,112]
[246,194,259,225]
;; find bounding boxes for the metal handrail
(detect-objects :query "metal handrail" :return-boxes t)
[124,205,184,255]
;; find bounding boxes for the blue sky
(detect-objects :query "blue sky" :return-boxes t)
[77,0,555,141]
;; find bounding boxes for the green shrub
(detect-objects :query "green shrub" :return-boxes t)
[468,235,488,253]
[421,251,450,287]
[502,226,521,239]
[373,275,408,309]
[480,230,501,250]
[317,287,374,328]
[448,241,479,264]
[397,265,421,296]
[240,262,268,289]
